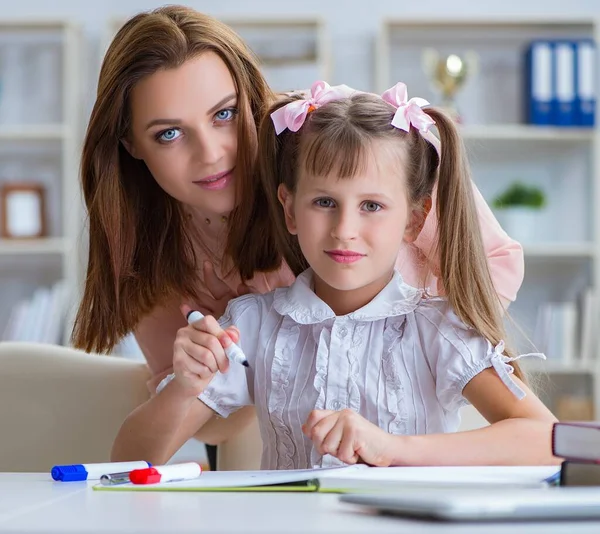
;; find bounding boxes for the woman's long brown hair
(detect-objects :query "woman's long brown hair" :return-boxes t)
[72,5,274,353]
[245,92,523,380]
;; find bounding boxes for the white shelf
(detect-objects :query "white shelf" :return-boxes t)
[461,125,594,142]
[523,243,596,258]
[0,125,71,141]
[0,238,70,255]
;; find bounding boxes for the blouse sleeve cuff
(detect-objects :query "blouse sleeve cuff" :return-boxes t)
[198,389,235,419]
[458,340,546,401]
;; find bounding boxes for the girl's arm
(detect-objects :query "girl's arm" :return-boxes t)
[134,297,257,445]
[388,369,559,466]
[113,315,240,464]
[413,182,524,307]
[111,377,216,465]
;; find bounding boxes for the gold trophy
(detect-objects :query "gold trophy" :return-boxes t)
[422,49,478,122]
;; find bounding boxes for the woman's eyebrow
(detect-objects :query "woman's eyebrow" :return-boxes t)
[207,93,237,115]
[145,118,182,130]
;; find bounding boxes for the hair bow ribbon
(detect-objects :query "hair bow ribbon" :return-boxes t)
[381,82,435,134]
[271,81,357,135]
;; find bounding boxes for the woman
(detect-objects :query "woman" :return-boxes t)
[73,5,524,466]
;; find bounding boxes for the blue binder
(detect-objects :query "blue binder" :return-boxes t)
[526,41,554,125]
[574,39,596,127]
[553,41,576,126]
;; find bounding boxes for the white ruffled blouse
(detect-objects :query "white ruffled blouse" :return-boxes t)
[199,269,542,470]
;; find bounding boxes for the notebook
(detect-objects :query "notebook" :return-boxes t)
[340,486,600,521]
[93,465,559,493]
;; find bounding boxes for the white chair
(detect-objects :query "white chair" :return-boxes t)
[0,341,262,472]
[0,342,152,472]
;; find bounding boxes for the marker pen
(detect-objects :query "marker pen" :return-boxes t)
[129,462,202,485]
[186,310,249,367]
[51,460,151,482]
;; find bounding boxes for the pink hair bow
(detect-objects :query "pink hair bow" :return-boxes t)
[381,82,435,134]
[271,81,357,135]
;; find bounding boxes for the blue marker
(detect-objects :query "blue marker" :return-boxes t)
[51,461,151,482]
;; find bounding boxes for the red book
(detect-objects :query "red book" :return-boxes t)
[552,421,600,462]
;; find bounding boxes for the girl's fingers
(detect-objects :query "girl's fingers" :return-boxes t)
[179,326,230,374]
[320,417,345,457]
[306,413,337,451]
[303,410,334,436]
[225,326,240,344]
[337,430,360,465]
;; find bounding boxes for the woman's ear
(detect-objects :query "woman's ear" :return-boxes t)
[277,184,297,235]
[404,196,432,243]
[120,137,141,160]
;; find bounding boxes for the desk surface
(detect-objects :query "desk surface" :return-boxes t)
[1,473,600,533]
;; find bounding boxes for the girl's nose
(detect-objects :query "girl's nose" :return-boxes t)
[331,210,359,241]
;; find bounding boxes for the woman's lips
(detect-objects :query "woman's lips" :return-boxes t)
[193,169,234,191]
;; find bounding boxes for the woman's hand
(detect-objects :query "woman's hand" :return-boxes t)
[172,313,240,396]
[303,409,398,467]
[193,261,250,318]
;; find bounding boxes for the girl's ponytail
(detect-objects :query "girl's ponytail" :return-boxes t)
[425,109,523,380]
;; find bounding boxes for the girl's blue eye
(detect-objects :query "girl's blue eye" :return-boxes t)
[157,128,181,142]
[315,198,335,208]
[363,201,382,212]
[215,108,237,122]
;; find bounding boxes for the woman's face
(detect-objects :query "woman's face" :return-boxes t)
[126,52,239,217]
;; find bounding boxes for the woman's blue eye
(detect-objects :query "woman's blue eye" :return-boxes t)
[215,108,237,121]
[363,201,381,212]
[157,128,181,142]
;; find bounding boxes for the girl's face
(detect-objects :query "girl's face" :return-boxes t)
[124,52,239,218]
[279,140,424,313]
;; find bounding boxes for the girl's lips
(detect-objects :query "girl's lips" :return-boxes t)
[193,169,234,191]
[325,251,366,264]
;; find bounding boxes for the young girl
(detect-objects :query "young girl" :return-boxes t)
[112,82,557,468]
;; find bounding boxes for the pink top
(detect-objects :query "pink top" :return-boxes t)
[136,181,523,393]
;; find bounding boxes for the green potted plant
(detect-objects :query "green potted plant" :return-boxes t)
[492,182,546,242]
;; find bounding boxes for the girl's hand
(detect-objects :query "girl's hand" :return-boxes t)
[302,409,397,467]
[193,261,251,318]
[172,313,240,396]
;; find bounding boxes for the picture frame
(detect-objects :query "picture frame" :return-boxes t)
[0,183,47,239]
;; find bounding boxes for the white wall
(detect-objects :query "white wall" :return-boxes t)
[2,0,600,92]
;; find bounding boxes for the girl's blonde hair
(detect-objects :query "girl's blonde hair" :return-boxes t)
[242,92,523,381]
[72,5,274,353]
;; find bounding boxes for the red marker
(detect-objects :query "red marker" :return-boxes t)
[129,462,202,485]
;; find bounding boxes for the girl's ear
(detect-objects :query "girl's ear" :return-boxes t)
[404,196,432,243]
[277,184,297,235]
[120,137,141,160]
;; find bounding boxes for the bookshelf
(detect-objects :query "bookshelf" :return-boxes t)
[0,20,82,345]
[105,16,330,94]
[376,17,600,419]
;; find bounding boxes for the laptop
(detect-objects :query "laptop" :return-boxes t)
[340,487,600,522]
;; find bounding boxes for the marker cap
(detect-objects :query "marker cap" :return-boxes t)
[129,467,162,485]
[51,464,87,482]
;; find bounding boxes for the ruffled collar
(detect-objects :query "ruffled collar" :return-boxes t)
[272,268,422,325]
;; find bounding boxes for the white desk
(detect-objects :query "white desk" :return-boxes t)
[1,473,600,533]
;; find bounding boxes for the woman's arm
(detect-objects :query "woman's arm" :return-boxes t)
[413,181,524,307]
[388,369,559,466]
